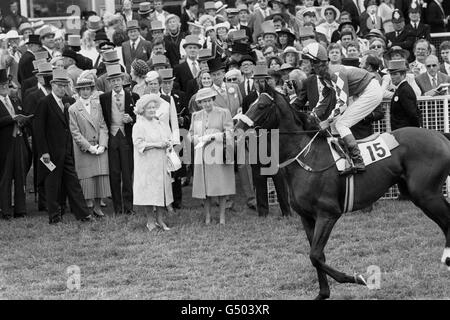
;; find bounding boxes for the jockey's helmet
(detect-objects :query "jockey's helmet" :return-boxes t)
[302,43,328,62]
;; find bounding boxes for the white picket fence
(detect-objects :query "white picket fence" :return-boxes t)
[268,95,450,205]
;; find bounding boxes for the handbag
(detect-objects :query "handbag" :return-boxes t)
[167,147,182,172]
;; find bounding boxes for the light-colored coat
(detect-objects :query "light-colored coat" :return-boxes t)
[211,82,243,117]
[190,107,235,199]
[68,99,109,180]
[156,94,180,145]
[132,117,173,206]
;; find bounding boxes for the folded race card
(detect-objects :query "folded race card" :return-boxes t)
[40,156,56,172]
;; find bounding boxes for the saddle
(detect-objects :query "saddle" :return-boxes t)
[328,133,399,172]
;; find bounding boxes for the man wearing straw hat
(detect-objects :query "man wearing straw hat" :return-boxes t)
[99,64,139,216]
[122,20,152,74]
[34,69,94,224]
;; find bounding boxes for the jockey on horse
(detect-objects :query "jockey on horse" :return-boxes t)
[292,43,383,176]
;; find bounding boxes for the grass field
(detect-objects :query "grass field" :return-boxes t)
[0,182,449,300]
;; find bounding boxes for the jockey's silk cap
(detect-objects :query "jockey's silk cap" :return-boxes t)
[302,43,328,62]
[196,87,217,102]
[387,59,408,73]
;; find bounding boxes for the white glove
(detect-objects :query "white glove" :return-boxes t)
[88,145,98,154]
[96,145,105,154]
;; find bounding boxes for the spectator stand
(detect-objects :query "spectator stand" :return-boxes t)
[268,95,450,205]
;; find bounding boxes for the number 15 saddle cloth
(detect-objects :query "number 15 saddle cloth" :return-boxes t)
[327,132,400,172]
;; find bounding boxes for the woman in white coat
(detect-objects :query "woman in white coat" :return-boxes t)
[132,94,173,231]
[69,78,111,217]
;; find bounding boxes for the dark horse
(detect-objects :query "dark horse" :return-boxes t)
[235,86,450,299]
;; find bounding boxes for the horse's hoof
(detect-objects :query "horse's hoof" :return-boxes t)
[355,274,367,286]
[314,293,329,300]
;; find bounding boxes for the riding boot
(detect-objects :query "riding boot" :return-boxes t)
[340,134,365,176]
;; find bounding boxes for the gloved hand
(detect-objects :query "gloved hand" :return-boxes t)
[88,145,98,154]
[96,145,105,154]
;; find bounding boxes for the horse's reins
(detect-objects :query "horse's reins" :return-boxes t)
[277,129,345,172]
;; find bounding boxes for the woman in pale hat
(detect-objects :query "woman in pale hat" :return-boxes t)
[74,69,103,102]
[132,93,173,231]
[282,46,301,68]
[69,78,111,217]
[189,87,235,225]
[131,59,151,96]
[316,5,340,43]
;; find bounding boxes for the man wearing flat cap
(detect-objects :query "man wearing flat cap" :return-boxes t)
[34,69,94,224]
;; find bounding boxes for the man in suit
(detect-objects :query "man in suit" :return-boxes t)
[159,68,190,209]
[96,49,131,93]
[174,35,201,93]
[236,4,254,43]
[39,26,57,59]
[385,10,415,57]
[425,0,447,33]
[238,55,255,100]
[17,34,43,86]
[208,58,243,118]
[240,65,291,217]
[100,64,139,215]
[34,69,94,224]
[122,20,153,74]
[388,59,421,131]
[403,4,431,44]
[439,41,450,75]
[23,62,53,211]
[180,0,198,34]
[62,48,83,85]
[0,69,31,220]
[415,54,450,96]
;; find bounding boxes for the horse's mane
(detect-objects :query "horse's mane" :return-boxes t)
[267,86,320,135]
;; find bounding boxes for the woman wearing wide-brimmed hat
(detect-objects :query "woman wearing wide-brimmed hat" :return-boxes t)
[276,28,295,51]
[316,5,340,43]
[68,77,111,218]
[189,87,235,225]
[132,93,173,231]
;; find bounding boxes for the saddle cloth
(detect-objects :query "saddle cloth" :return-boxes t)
[327,132,400,172]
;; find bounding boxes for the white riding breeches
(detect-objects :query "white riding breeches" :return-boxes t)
[331,79,383,137]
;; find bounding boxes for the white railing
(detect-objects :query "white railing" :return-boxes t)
[268,95,450,205]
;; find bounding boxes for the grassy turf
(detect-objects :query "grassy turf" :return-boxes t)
[0,184,449,300]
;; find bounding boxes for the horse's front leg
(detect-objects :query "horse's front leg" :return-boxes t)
[309,216,367,289]
[301,216,330,300]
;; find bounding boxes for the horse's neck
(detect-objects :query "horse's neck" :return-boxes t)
[277,101,326,164]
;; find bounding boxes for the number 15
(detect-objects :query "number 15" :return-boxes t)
[366,142,386,161]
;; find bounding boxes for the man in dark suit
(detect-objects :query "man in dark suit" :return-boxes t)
[385,9,416,57]
[180,0,198,34]
[33,69,93,224]
[389,59,421,130]
[174,35,201,93]
[100,64,139,215]
[238,55,256,100]
[0,69,31,220]
[17,34,44,86]
[241,65,291,217]
[122,20,153,74]
[403,4,431,44]
[159,68,190,209]
[425,0,447,33]
[23,62,53,211]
